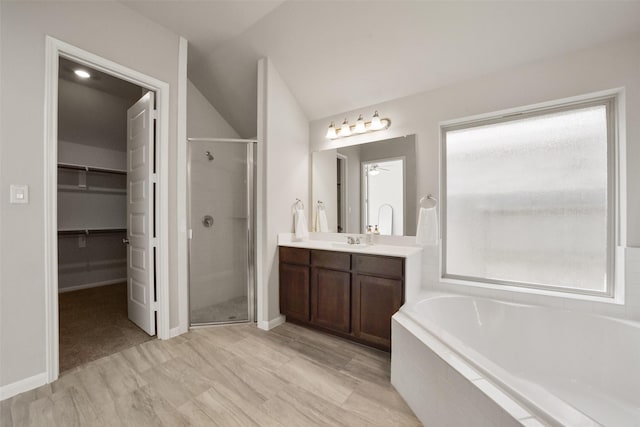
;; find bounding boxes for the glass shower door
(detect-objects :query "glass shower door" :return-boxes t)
[188,140,254,325]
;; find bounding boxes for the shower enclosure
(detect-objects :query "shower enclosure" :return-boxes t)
[188,138,256,325]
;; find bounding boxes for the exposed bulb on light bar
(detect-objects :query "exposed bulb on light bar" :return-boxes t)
[370,110,383,130]
[325,111,390,139]
[368,166,380,176]
[340,118,351,137]
[355,114,366,133]
[74,69,91,79]
[326,122,338,139]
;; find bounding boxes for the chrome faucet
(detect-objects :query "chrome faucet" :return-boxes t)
[347,236,361,245]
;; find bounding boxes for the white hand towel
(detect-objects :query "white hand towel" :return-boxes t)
[416,207,438,246]
[318,208,329,233]
[294,208,309,239]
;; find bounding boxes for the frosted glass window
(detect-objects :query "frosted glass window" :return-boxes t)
[443,101,613,295]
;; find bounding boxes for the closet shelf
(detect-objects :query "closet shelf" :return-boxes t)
[58,162,127,175]
[58,227,127,236]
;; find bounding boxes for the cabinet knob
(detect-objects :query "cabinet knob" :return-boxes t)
[122,238,130,245]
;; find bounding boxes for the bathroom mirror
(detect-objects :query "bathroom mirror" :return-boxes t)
[311,135,416,236]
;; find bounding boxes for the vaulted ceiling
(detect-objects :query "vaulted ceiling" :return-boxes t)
[122,1,640,138]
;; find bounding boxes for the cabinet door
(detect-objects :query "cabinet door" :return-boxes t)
[353,274,402,348]
[280,263,310,322]
[311,267,351,333]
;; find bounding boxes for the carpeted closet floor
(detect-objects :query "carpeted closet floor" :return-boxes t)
[58,282,154,372]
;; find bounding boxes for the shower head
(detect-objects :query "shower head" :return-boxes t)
[205,151,214,161]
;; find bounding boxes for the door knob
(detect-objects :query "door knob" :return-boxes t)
[122,238,130,245]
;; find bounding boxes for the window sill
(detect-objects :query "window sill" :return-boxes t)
[439,276,624,306]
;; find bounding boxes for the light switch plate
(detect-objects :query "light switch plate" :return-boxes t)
[10,185,29,204]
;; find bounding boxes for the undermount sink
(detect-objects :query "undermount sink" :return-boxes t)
[331,242,370,249]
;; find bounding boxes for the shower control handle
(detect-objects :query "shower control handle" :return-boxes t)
[202,215,214,228]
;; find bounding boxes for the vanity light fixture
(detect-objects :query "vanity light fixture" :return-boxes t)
[355,115,366,133]
[326,122,337,139]
[326,111,391,140]
[74,69,91,79]
[340,118,352,137]
[370,110,383,130]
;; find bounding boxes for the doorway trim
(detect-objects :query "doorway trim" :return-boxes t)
[44,36,171,383]
[336,153,348,233]
[361,156,406,235]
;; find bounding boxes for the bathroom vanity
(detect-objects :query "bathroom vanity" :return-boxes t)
[278,236,422,351]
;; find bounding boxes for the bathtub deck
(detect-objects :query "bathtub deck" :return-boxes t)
[0,322,421,426]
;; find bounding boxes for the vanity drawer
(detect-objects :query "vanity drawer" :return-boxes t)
[311,250,351,271]
[280,247,310,265]
[353,254,403,278]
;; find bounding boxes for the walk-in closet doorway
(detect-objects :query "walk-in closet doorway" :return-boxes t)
[44,38,171,383]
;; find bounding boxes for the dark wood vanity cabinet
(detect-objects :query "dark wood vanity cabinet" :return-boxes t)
[352,273,402,348]
[311,250,351,333]
[279,247,311,322]
[279,246,404,350]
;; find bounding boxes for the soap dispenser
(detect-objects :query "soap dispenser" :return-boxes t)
[365,225,373,244]
[373,225,380,244]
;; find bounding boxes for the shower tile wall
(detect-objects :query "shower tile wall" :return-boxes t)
[189,141,251,324]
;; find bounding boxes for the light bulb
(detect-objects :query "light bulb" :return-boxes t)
[355,114,366,133]
[370,111,383,130]
[326,122,337,139]
[369,168,380,176]
[74,69,91,79]
[340,119,351,137]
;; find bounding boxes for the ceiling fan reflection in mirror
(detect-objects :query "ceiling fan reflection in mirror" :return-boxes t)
[368,164,389,176]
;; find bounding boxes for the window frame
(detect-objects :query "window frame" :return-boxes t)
[440,93,620,300]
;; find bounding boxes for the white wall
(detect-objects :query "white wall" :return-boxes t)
[310,35,640,321]
[257,58,309,324]
[58,78,139,153]
[187,80,240,139]
[0,1,182,389]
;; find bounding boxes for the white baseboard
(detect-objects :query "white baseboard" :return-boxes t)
[258,315,285,331]
[0,372,47,401]
[169,325,188,338]
[58,278,127,293]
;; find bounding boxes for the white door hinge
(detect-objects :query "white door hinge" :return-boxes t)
[151,109,158,120]
[152,301,159,311]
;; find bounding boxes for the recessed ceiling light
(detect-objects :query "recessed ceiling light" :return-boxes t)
[74,69,91,79]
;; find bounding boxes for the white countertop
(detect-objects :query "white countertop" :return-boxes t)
[278,236,422,258]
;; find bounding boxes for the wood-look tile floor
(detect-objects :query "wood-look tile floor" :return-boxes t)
[0,322,421,426]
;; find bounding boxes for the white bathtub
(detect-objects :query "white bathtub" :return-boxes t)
[391,292,640,427]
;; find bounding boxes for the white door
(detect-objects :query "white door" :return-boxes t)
[126,92,156,336]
